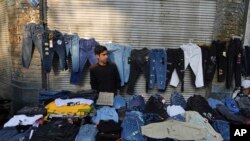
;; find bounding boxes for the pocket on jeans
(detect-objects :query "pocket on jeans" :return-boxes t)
[23,31,31,39]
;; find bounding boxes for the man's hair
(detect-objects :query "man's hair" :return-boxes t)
[94,45,107,55]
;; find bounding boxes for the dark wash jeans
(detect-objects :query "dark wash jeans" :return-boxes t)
[22,23,44,68]
[226,38,242,88]
[167,48,184,90]
[42,30,66,73]
[215,40,227,82]
[243,46,250,77]
[201,43,217,86]
[126,48,149,95]
[70,38,98,84]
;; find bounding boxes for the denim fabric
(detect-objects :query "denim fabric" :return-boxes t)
[201,43,217,85]
[212,120,230,141]
[39,90,72,106]
[143,113,164,125]
[0,126,32,141]
[121,111,147,141]
[127,48,150,95]
[70,38,98,84]
[207,98,224,109]
[148,49,167,91]
[226,38,242,88]
[105,43,132,86]
[127,95,145,112]
[76,124,98,141]
[113,95,126,109]
[123,46,132,83]
[216,104,246,124]
[22,23,44,68]
[243,46,250,77]
[42,30,66,73]
[64,33,80,72]
[222,97,240,114]
[92,106,119,124]
[215,40,227,82]
[170,91,186,109]
[27,0,39,7]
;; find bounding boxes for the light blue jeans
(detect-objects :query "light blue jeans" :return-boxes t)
[76,124,98,141]
[105,43,132,86]
[64,33,80,72]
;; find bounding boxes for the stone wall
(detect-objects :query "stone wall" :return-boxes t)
[214,0,247,40]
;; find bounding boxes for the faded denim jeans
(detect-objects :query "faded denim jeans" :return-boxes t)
[64,33,80,72]
[148,49,167,91]
[22,23,44,68]
[75,124,98,141]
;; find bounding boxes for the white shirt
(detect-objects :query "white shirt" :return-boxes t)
[55,98,94,106]
[4,115,43,127]
[170,43,204,88]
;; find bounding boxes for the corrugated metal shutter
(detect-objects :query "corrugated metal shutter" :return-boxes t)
[47,0,217,102]
[0,0,11,98]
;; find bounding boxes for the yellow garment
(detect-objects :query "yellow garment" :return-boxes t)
[45,101,92,117]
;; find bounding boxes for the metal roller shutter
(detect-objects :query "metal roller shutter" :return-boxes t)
[47,0,217,102]
[0,0,11,98]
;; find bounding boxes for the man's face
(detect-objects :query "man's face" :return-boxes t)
[96,50,108,65]
[242,88,250,95]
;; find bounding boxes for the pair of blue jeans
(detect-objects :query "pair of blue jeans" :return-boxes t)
[76,124,98,141]
[148,49,167,91]
[42,30,66,73]
[22,23,44,68]
[70,38,98,84]
[127,95,146,112]
[64,33,80,72]
[212,120,230,141]
[105,43,132,86]
[121,111,147,141]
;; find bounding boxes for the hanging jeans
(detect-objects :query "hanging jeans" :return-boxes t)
[226,38,242,88]
[243,46,250,77]
[215,41,227,82]
[148,49,167,91]
[105,43,132,86]
[167,48,184,90]
[201,44,217,86]
[126,48,149,95]
[42,30,66,73]
[64,33,80,72]
[22,23,44,68]
[70,38,98,84]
